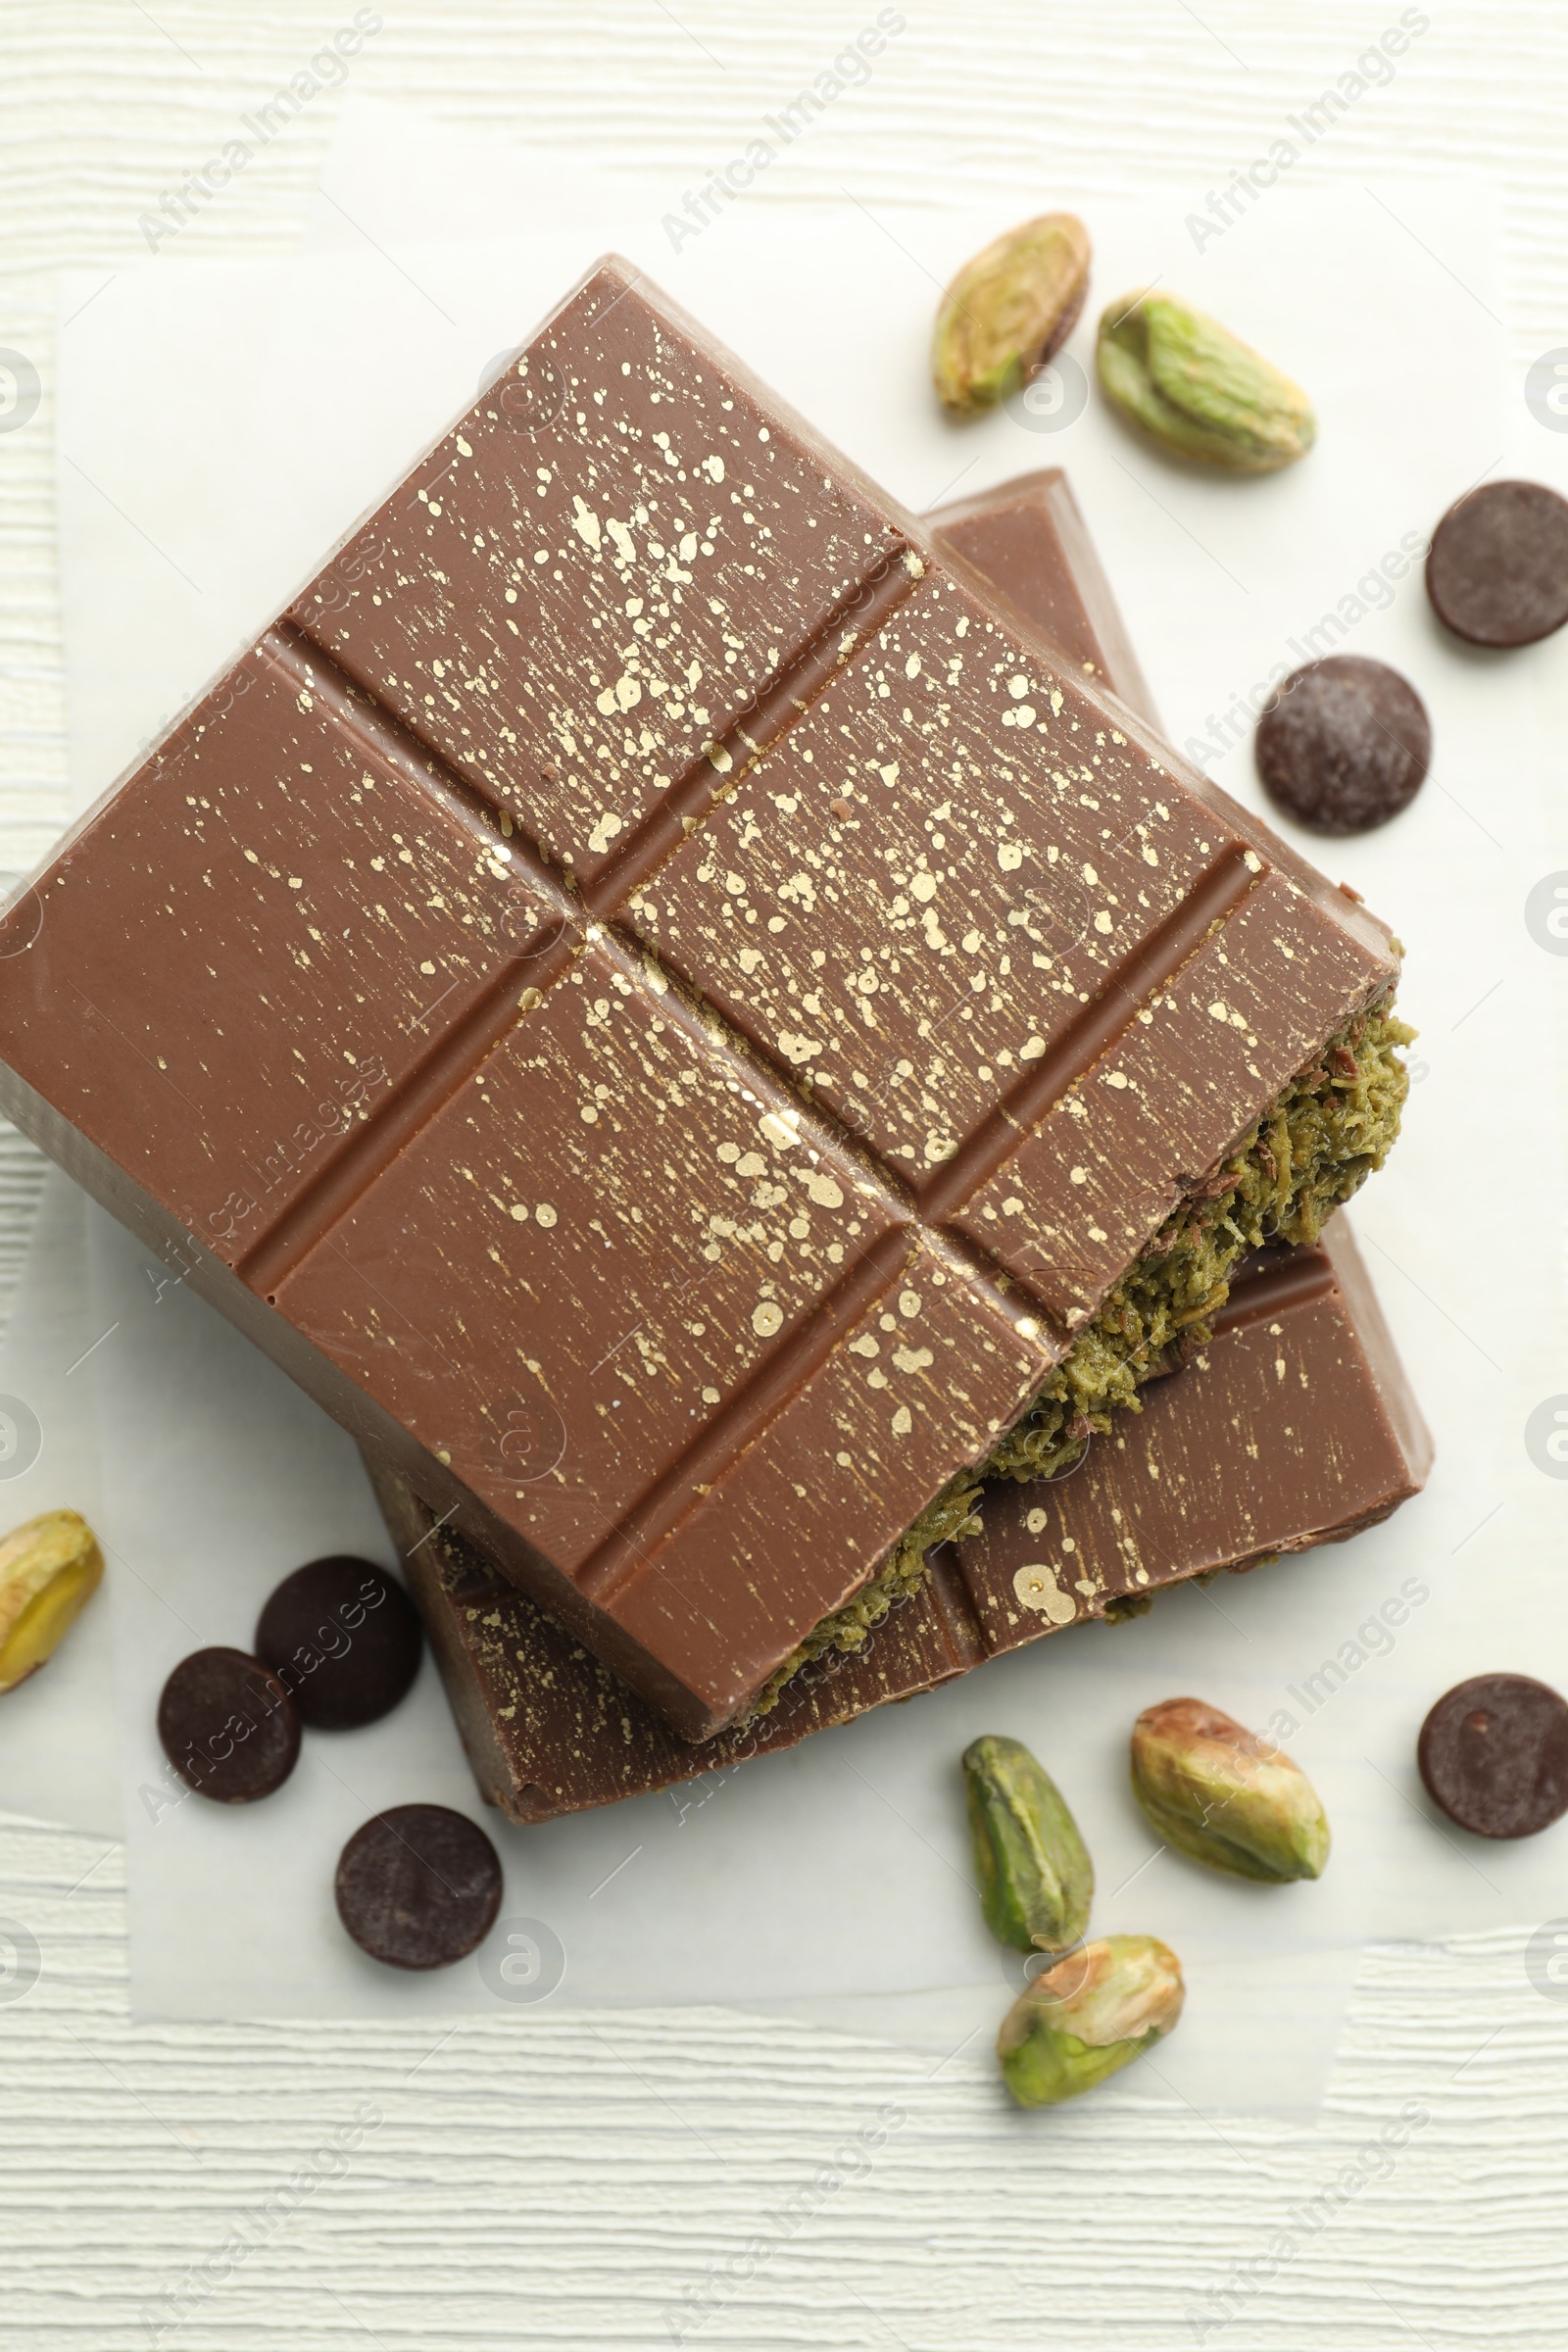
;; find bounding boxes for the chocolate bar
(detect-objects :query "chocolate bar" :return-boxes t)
[367,1217,1431,1824]
[0,258,1406,1739]
[367,469,1429,1826]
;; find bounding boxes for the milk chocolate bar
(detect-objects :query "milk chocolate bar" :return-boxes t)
[367,1217,1431,1824]
[0,258,1405,1739]
[369,469,1428,1827]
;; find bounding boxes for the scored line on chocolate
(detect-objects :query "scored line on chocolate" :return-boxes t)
[919,1549,993,1674]
[256,618,501,847]
[1206,1244,1342,1335]
[912,844,1257,1221]
[580,546,921,915]
[575,1224,916,1605]
[235,622,588,1297]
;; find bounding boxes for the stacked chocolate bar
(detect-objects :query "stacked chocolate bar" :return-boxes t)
[363,466,1430,1822]
[0,260,1424,1811]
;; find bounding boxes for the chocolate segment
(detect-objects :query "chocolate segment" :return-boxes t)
[366,1217,1432,1825]
[0,259,1400,1740]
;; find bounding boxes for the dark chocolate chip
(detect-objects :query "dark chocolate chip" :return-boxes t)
[157,1646,301,1803]
[335,1803,503,1970]
[255,1555,422,1731]
[1426,479,1568,647]
[1255,656,1431,835]
[1417,1673,1568,1838]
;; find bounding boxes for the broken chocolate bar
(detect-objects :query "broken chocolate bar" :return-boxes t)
[367,1217,1431,1825]
[368,469,1428,1826]
[0,258,1406,1739]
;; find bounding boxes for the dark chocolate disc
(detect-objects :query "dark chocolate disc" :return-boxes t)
[335,1804,503,1970]
[1417,1673,1568,1839]
[157,1646,301,1803]
[1255,657,1431,835]
[255,1555,422,1731]
[1426,480,1568,647]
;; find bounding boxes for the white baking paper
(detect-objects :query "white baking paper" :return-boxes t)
[49,117,1568,2097]
[41,1176,1349,2107]
[0,1171,118,1835]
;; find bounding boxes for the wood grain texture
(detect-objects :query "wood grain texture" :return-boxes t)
[1,4,1566,2341]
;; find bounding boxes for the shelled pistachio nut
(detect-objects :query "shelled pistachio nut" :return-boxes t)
[998,1934,1184,2108]
[962,1734,1093,1953]
[1131,1696,1331,1881]
[1097,290,1315,470]
[0,1509,104,1694]
[932,212,1092,414]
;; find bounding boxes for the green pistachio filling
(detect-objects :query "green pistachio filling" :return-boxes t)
[748,999,1411,1719]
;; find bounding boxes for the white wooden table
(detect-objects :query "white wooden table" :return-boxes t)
[3,7,1566,2343]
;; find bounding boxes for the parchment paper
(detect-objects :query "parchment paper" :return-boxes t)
[46,114,1568,2097]
[0,1172,117,1835]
